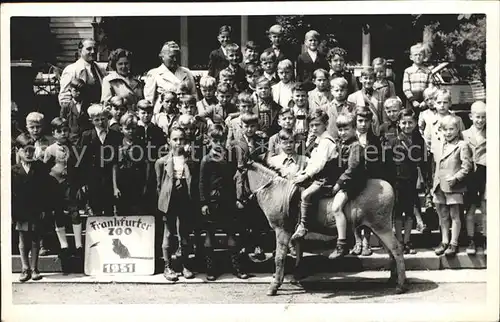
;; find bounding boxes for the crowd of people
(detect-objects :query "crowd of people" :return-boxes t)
[11,23,486,283]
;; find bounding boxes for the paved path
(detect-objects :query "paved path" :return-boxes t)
[10,270,487,304]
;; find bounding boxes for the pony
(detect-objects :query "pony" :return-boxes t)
[244,160,407,296]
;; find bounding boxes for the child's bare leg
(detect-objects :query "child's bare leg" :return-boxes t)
[481,200,486,239]
[438,204,450,244]
[18,231,31,271]
[465,203,476,238]
[328,190,349,259]
[292,182,321,240]
[435,203,450,256]
[449,204,461,246]
[444,204,461,256]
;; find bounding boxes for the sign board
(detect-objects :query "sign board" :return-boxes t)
[84,216,155,276]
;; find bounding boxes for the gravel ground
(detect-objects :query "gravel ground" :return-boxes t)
[12,281,486,304]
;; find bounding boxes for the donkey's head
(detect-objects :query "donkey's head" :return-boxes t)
[245,160,299,228]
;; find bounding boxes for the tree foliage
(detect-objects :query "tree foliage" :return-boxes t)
[413,14,486,82]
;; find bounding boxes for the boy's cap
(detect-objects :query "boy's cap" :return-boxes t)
[268,24,283,35]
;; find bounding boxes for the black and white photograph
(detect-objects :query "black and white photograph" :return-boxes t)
[1,2,499,322]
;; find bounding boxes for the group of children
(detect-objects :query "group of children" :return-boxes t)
[11,24,486,283]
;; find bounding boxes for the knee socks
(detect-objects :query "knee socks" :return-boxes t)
[18,231,31,270]
[55,227,69,249]
[72,224,83,249]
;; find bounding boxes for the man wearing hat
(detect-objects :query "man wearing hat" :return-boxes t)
[144,41,198,114]
[263,24,295,63]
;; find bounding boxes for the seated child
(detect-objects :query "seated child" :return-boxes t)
[268,107,296,159]
[78,104,122,217]
[296,30,329,91]
[327,47,359,95]
[12,134,52,282]
[328,112,366,259]
[432,115,472,257]
[152,91,180,137]
[59,78,91,144]
[308,68,334,112]
[463,101,486,254]
[272,59,295,109]
[108,96,127,132]
[348,67,382,136]
[322,77,355,139]
[43,117,82,273]
[372,57,396,122]
[197,76,218,116]
[254,76,281,136]
[268,129,309,179]
[200,124,248,281]
[291,109,338,240]
[260,51,279,87]
[227,92,255,147]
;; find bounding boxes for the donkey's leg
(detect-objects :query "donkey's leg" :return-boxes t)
[370,227,407,294]
[290,240,304,284]
[267,228,290,296]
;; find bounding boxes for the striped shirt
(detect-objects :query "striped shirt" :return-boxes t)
[402,64,433,103]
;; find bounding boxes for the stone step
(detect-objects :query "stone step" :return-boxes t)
[11,247,486,274]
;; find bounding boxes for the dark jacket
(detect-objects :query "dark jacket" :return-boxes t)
[208,48,228,78]
[296,51,329,91]
[199,149,237,207]
[362,130,387,181]
[385,130,427,185]
[77,128,122,189]
[379,121,399,145]
[11,161,51,222]
[263,46,294,62]
[156,151,197,214]
[335,137,366,198]
[136,123,167,160]
[60,99,92,144]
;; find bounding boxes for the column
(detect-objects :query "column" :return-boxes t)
[241,16,249,48]
[180,16,189,67]
[361,25,371,67]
